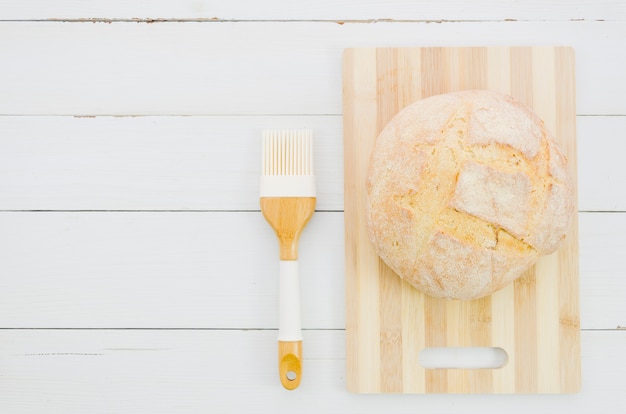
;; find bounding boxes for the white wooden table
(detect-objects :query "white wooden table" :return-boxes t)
[1,1,625,412]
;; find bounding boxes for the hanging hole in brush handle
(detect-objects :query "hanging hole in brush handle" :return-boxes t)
[278,340,302,390]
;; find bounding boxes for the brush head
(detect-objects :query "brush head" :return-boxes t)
[260,130,316,198]
[262,130,314,176]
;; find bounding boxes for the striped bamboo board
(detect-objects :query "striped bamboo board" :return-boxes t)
[343,47,580,393]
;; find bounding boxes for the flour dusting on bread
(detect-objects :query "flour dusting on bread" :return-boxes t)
[366,90,575,300]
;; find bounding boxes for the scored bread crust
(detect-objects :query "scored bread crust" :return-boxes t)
[366,90,575,300]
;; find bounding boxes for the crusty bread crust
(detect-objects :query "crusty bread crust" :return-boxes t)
[366,90,575,300]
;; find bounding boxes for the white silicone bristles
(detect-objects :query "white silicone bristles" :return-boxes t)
[262,130,314,176]
[260,130,316,198]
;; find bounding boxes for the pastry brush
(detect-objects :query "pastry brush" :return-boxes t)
[260,129,316,390]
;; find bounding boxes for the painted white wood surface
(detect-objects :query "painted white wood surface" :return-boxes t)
[1,115,623,211]
[0,21,625,116]
[0,1,625,411]
[0,116,344,211]
[0,0,624,21]
[1,330,625,414]
[0,211,345,329]
[0,211,624,330]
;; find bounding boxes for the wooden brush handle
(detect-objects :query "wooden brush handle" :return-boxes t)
[260,197,316,260]
[278,340,302,390]
[260,196,315,390]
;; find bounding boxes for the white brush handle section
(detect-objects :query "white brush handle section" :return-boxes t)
[259,175,316,198]
[277,260,302,341]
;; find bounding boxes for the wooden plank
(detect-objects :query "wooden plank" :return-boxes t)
[343,47,381,392]
[0,22,624,115]
[554,46,582,391]
[0,212,344,329]
[578,116,626,211]
[344,47,579,393]
[0,329,624,414]
[579,212,626,331]
[1,0,624,21]
[0,115,343,211]
[0,211,622,330]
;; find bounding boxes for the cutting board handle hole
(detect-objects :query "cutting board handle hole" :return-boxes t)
[418,347,508,369]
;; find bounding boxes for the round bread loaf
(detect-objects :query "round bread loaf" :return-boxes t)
[366,90,575,300]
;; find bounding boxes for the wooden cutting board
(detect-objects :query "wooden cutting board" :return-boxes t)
[343,47,580,394]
